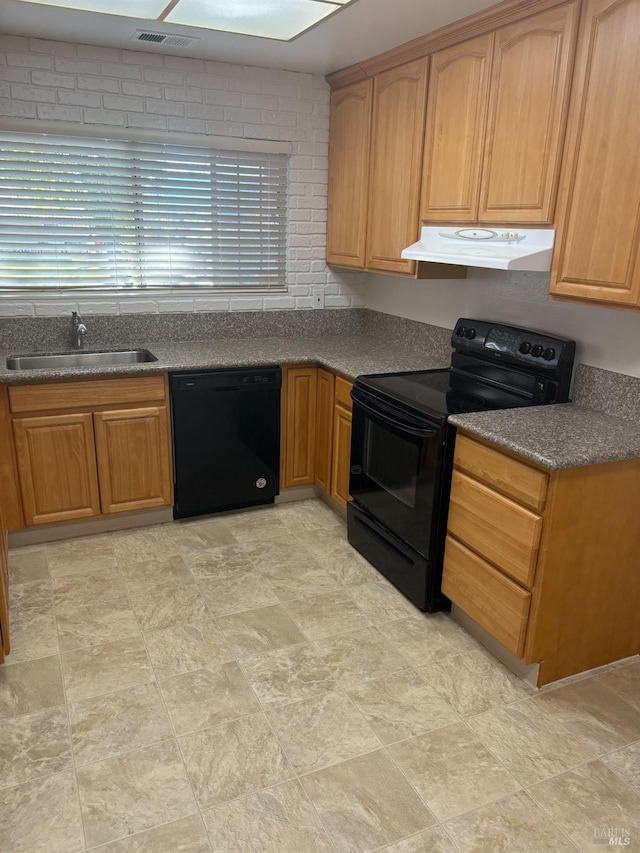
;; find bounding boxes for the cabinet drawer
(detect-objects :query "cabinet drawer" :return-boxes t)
[334,375,353,411]
[442,536,531,657]
[455,434,548,512]
[448,470,542,587]
[9,376,166,414]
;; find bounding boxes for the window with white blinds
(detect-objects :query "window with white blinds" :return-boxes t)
[0,132,288,292]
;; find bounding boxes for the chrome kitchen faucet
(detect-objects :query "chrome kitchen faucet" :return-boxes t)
[70,311,87,350]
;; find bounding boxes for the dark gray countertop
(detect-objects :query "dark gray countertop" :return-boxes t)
[0,335,448,385]
[449,404,640,470]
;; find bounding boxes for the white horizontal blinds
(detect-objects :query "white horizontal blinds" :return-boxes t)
[0,132,288,290]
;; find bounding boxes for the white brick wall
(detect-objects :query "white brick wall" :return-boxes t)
[0,35,366,318]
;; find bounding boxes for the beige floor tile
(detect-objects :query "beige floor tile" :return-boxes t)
[444,790,578,852]
[47,533,117,578]
[267,690,381,774]
[0,706,72,788]
[201,779,333,853]
[347,668,460,744]
[167,518,237,556]
[239,642,340,708]
[389,722,520,822]
[259,557,340,602]
[6,606,59,663]
[354,579,418,624]
[8,547,49,585]
[241,535,312,571]
[468,698,596,786]
[197,570,280,617]
[130,582,210,632]
[118,553,192,597]
[277,499,345,532]
[179,712,294,809]
[309,541,380,587]
[216,604,306,658]
[380,827,459,852]
[94,814,211,852]
[187,544,253,581]
[0,770,84,852]
[0,654,64,719]
[62,636,154,704]
[594,662,640,712]
[77,739,198,848]
[534,677,640,755]
[284,590,372,640]
[9,579,53,612]
[56,597,140,651]
[317,627,410,688]
[112,525,179,564]
[144,619,234,679]
[52,568,126,610]
[529,760,640,851]
[419,647,534,717]
[159,661,260,735]
[69,682,173,766]
[381,614,478,666]
[223,507,290,542]
[601,741,640,793]
[301,749,435,853]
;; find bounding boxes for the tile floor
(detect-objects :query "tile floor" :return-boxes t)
[1,498,639,852]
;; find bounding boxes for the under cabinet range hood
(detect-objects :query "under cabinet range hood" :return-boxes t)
[401,227,556,271]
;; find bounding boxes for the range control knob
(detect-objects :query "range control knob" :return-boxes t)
[542,347,556,361]
[465,327,476,340]
[518,341,532,355]
[456,325,467,337]
[531,344,544,358]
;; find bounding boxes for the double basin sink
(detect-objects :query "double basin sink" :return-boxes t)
[6,349,157,371]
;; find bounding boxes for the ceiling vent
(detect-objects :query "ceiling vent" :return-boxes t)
[131,30,200,48]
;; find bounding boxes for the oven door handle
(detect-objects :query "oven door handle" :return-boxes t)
[351,389,441,439]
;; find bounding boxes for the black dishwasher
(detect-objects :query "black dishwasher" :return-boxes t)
[170,367,281,519]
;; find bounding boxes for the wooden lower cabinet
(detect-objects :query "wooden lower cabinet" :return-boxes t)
[8,376,173,527]
[94,407,172,515]
[314,369,335,493]
[443,433,640,686]
[330,402,352,510]
[13,412,101,526]
[0,508,10,662]
[281,366,318,488]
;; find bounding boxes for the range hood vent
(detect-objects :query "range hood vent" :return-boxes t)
[131,31,200,48]
[402,227,555,271]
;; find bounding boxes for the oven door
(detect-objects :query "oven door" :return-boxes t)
[349,386,445,559]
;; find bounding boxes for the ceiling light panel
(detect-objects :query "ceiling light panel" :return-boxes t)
[165,0,342,41]
[16,0,169,16]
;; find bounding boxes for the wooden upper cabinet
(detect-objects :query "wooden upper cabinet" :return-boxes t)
[326,79,373,268]
[479,2,579,223]
[94,406,172,515]
[13,412,101,526]
[366,58,429,275]
[421,34,494,222]
[550,0,640,308]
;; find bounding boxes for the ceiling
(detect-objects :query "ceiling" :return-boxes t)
[0,0,501,74]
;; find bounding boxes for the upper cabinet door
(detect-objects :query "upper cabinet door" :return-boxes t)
[421,34,494,223]
[479,2,579,224]
[366,58,429,275]
[550,0,640,308]
[326,79,373,269]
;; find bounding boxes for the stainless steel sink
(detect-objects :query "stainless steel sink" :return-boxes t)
[6,349,157,370]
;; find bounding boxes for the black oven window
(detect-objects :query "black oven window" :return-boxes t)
[364,419,419,508]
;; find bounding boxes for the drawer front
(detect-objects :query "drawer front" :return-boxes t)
[442,536,531,657]
[334,375,353,411]
[455,434,548,512]
[448,470,542,587]
[9,376,166,414]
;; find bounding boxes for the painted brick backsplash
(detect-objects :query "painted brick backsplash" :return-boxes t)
[0,35,365,318]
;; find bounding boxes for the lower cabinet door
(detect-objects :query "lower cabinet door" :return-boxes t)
[315,369,335,493]
[94,406,173,514]
[331,403,353,509]
[13,412,101,526]
[0,509,9,661]
[282,366,318,488]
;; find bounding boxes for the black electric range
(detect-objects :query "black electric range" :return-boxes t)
[347,319,576,612]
